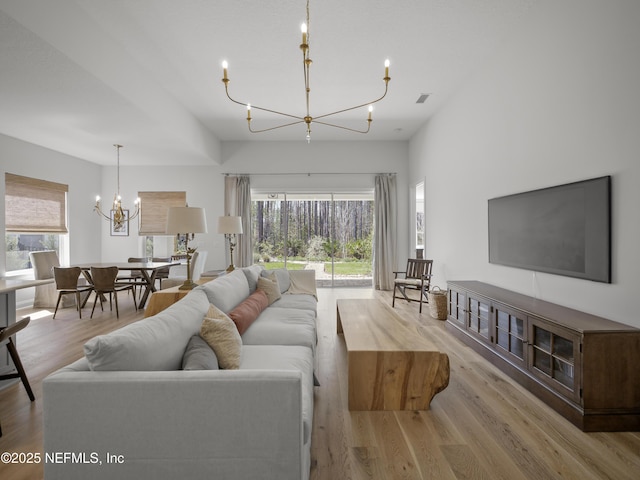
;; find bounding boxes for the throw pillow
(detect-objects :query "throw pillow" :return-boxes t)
[265,268,291,293]
[257,276,281,305]
[200,304,242,369]
[228,289,269,335]
[182,335,219,370]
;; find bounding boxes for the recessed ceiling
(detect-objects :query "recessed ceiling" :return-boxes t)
[0,0,540,166]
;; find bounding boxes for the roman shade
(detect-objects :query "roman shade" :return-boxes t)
[138,191,186,235]
[5,173,68,233]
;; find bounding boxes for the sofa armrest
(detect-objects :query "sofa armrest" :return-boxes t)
[43,369,305,480]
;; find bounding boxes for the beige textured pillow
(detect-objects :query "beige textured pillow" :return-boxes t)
[200,304,242,369]
[257,276,281,305]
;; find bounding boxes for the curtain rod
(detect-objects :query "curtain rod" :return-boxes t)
[221,172,396,176]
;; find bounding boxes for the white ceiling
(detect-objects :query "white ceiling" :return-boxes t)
[0,0,540,166]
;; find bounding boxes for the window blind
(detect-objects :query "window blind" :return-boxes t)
[5,173,69,233]
[138,191,187,235]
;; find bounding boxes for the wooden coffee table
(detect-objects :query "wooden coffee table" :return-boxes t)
[337,298,450,411]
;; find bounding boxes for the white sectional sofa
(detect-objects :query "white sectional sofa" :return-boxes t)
[43,266,318,480]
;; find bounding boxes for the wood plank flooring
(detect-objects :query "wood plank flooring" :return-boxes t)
[0,288,638,480]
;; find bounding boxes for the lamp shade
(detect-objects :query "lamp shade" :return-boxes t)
[217,215,243,234]
[166,207,208,234]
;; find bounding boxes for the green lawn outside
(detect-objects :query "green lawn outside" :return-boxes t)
[256,260,371,276]
[259,261,306,270]
[325,261,372,276]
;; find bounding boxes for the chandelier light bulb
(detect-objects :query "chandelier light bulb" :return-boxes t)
[95,195,100,202]
[301,23,307,44]
[368,105,373,121]
[384,59,390,78]
[222,60,228,80]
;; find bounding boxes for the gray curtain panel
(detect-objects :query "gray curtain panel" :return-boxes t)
[224,175,252,267]
[374,174,397,290]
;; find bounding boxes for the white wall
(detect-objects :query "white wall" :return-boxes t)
[409,0,640,327]
[0,133,102,306]
[221,141,411,268]
[99,165,226,271]
[0,134,102,267]
[1,133,409,305]
[100,140,410,274]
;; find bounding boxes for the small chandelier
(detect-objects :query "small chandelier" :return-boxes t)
[221,0,391,143]
[94,144,140,230]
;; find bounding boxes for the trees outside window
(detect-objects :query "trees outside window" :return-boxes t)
[252,192,373,286]
[5,233,60,271]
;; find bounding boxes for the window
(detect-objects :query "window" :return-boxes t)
[138,191,187,235]
[138,191,186,257]
[415,181,425,256]
[252,191,374,287]
[5,173,68,272]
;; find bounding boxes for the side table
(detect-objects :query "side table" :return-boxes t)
[144,278,213,317]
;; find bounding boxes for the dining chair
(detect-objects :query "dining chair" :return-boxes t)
[52,266,94,319]
[152,257,171,289]
[161,251,207,289]
[117,257,147,300]
[0,316,35,437]
[90,266,137,319]
[29,250,60,308]
[392,259,434,313]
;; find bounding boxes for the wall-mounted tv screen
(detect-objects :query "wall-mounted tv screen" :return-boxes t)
[488,176,611,283]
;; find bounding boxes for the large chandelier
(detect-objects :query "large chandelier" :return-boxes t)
[94,144,140,230]
[221,0,391,143]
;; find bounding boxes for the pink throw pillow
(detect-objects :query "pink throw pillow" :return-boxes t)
[228,289,269,335]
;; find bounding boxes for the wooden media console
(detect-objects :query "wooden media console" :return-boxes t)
[447,281,640,431]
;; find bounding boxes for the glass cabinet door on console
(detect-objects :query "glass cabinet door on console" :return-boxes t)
[448,288,466,328]
[493,304,527,369]
[529,318,581,403]
[468,296,491,343]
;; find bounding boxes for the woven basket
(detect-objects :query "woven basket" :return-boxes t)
[427,286,448,320]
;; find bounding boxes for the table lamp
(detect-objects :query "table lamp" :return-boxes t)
[166,207,208,290]
[218,215,243,272]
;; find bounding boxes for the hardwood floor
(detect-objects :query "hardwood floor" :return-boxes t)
[312,289,640,480]
[1,288,639,479]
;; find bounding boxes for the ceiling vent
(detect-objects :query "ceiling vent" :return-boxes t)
[416,93,430,104]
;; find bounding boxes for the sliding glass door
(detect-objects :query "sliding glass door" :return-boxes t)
[252,192,373,287]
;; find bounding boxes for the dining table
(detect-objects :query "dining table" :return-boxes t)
[73,261,180,308]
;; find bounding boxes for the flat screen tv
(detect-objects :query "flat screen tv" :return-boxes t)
[488,176,611,283]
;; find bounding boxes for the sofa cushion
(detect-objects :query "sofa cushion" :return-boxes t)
[271,293,317,313]
[241,306,318,354]
[200,304,242,369]
[182,335,219,370]
[262,268,291,293]
[199,269,250,313]
[257,276,281,305]
[241,265,265,292]
[228,289,269,335]
[83,289,210,371]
